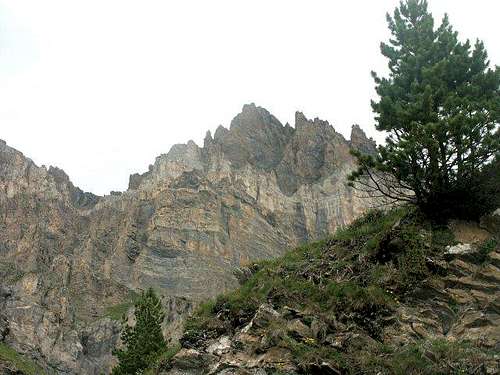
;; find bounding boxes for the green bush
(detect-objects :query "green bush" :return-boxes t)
[477,238,498,264]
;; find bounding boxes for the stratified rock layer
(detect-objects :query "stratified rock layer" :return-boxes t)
[0,105,375,373]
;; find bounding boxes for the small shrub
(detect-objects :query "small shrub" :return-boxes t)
[104,301,134,321]
[477,238,498,264]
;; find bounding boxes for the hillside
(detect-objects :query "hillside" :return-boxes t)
[0,104,376,374]
[155,207,500,374]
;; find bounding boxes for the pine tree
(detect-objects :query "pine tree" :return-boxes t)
[349,0,500,219]
[111,288,166,375]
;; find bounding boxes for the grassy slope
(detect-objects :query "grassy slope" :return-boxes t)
[104,290,140,321]
[174,207,497,374]
[0,343,47,375]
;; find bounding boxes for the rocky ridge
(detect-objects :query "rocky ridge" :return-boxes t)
[0,104,375,374]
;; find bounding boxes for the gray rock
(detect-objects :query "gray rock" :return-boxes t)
[251,304,281,329]
[286,319,313,339]
[349,124,377,156]
[169,348,216,373]
[206,336,231,355]
[445,243,473,254]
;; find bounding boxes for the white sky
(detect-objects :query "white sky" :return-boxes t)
[1,1,498,195]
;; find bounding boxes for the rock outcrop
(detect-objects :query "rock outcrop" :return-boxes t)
[161,209,500,375]
[0,105,375,373]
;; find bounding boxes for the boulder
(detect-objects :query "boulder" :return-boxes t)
[168,348,217,373]
[251,304,281,329]
[286,319,313,340]
[206,336,231,356]
[445,243,473,255]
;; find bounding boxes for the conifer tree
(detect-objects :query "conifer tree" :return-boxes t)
[112,288,166,375]
[349,0,500,219]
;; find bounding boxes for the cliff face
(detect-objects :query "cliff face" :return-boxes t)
[0,105,375,374]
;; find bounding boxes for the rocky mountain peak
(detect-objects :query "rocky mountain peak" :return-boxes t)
[47,165,71,183]
[128,105,372,195]
[213,104,292,171]
[230,103,280,131]
[294,110,308,127]
[203,130,213,147]
[294,111,333,134]
[350,124,377,155]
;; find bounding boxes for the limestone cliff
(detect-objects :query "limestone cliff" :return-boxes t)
[0,105,375,374]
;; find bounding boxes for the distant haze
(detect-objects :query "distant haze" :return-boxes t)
[1,0,498,195]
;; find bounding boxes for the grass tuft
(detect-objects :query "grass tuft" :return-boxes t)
[103,290,140,321]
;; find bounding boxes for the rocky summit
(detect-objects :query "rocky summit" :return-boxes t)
[0,104,376,374]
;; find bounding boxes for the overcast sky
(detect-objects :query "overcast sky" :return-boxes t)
[1,1,498,195]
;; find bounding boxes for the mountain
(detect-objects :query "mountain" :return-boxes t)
[0,104,376,374]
